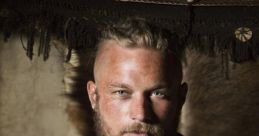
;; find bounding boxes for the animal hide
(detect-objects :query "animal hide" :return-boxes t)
[180,49,259,136]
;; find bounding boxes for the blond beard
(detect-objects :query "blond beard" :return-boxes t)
[93,102,165,136]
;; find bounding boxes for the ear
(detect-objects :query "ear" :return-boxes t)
[179,82,188,107]
[87,81,97,110]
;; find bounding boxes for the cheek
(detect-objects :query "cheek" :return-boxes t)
[98,95,130,129]
[152,100,172,120]
[99,97,121,118]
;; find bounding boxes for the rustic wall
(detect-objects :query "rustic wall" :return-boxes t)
[0,35,79,136]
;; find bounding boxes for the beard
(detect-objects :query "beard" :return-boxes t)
[93,104,165,136]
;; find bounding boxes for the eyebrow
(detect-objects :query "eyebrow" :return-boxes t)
[108,82,168,91]
[108,83,131,89]
[146,84,168,91]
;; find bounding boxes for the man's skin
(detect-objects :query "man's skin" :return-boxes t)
[87,40,187,136]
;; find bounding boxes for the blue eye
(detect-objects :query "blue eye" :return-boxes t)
[114,90,129,97]
[151,90,166,98]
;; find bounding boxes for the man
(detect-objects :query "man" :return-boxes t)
[66,17,187,136]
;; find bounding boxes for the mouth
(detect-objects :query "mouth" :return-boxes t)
[123,132,149,136]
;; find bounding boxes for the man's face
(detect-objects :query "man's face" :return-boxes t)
[87,40,186,136]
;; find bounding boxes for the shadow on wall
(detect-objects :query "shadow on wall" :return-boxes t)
[0,35,78,136]
[180,49,259,136]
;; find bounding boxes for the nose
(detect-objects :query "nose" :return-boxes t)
[129,94,151,122]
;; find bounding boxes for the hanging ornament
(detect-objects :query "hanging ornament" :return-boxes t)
[234,27,253,42]
[187,0,195,3]
[187,0,199,4]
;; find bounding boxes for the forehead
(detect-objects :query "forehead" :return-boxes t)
[94,40,164,72]
[93,40,179,87]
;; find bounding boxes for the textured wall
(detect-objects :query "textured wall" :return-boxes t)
[0,35,78,136]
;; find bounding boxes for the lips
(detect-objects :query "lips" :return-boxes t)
[123,132,149,136]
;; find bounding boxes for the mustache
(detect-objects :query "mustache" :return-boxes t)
[120,122,164,136]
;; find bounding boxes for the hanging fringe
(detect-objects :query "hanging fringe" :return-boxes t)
[38,27,51,61]
[221,49,230,80]
[64,17,99,62]
[26,22,36,60]
[230,39,257,63]
[38,29,45,56]
[180,4,195,51]
[43,29,51,61]
[2,2,259,64]
[1,9,13,42]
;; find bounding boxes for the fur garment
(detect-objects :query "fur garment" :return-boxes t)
[180,49,259,136]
